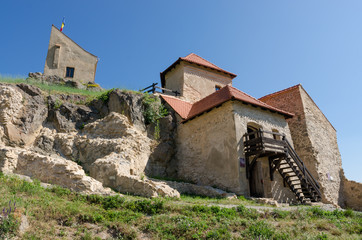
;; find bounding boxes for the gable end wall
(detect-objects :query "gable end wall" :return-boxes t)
[44,26,98,83]
[175,102,242,194]
[261,86,344,206]
[232,102,297,202]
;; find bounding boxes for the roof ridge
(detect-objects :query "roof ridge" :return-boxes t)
[228,86,294,116]
[183,53,221,69]
[259,84,301,101]
[51,24,98,58]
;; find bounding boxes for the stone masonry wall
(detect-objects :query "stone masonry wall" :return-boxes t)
[232,102,297,202]
[341,171,362,211]
[183,64,232,103]
[164,64,185,98]
[44,25,98,83]
[164,62,233,104]
[260,85,344,206]
[175,102,241,194]
[299,87,343,205]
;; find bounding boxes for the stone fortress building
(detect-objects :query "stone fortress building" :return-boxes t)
[155,53,361,208]
[43,25,98,84]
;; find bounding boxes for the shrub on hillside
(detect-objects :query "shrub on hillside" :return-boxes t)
[0,201,19,239]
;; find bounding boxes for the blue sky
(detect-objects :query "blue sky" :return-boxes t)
[1,1,361,182]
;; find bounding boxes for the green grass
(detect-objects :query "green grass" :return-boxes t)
[0,174,361,239]
[0,75,108,102]
[0,75,145,106]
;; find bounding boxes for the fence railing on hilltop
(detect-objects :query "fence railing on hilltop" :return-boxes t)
[140,83,180,96]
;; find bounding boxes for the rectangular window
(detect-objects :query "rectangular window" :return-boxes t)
[66,67,75,78]
[215,85,221,91]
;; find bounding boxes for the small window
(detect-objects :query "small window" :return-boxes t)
[215,85,221,91]
[66,67,75,78]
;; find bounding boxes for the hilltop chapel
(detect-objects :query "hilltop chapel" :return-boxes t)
[156,53,345,205]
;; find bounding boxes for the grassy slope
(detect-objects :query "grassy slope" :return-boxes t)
[0,174,361,240]
[0,76,361,239]
[0,76,108,103]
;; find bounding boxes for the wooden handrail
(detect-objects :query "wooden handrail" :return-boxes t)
[284,139,321,191]
[139,83,158,92]
[140,83,180,96]
[244,129,285,138]
[243,129,322,199]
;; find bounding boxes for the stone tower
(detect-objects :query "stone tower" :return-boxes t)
[260,84,344,206]
[44,25,98,84]
[160,53,236,103]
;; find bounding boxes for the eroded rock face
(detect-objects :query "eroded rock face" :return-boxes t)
[0,85,23,123]
[107,90,145,130]
[0,147,20,173]
[0,84,47,146]
[0,84,181,198]
[146,114,178,178]
[0,85,23,144]
[79,113,151,174]
[47,96,99,132]
[89,154,180,198]
[0,146,112,195]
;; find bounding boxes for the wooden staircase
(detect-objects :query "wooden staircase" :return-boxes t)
[244,130,322,203]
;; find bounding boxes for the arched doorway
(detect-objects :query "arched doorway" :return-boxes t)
[246,123,264,197]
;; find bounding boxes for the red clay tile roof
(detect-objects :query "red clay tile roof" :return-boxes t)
[259,84,335,131]
[160,53,236,87]
[160,94,192,119]
[259,84,301,102]
[160,86,294,122]
[180,53,236,77]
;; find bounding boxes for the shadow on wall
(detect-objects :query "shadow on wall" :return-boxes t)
[271,179,297,204]
[144,113,179,179]
[45,45,58,70]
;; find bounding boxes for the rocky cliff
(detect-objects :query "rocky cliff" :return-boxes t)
[0,83,234,199]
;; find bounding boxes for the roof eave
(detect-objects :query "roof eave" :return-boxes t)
[182,98,293,124]
[160,58,236,87]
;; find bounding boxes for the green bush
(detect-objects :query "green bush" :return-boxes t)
[101,195,126,210]
[206,226,231,239]
[96,88,114,103]
[125,199,164,215]
[247,220,275,239]
[191,205,212,214]
[142,93,168,125]
[342,209,354,218]
[272,209,289,219]
[0,201,19,239]
[237,204,259,219]
[310,207,327,217]
[49,185,72,197]
[316,232,329,240]
[0,215,19,239]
